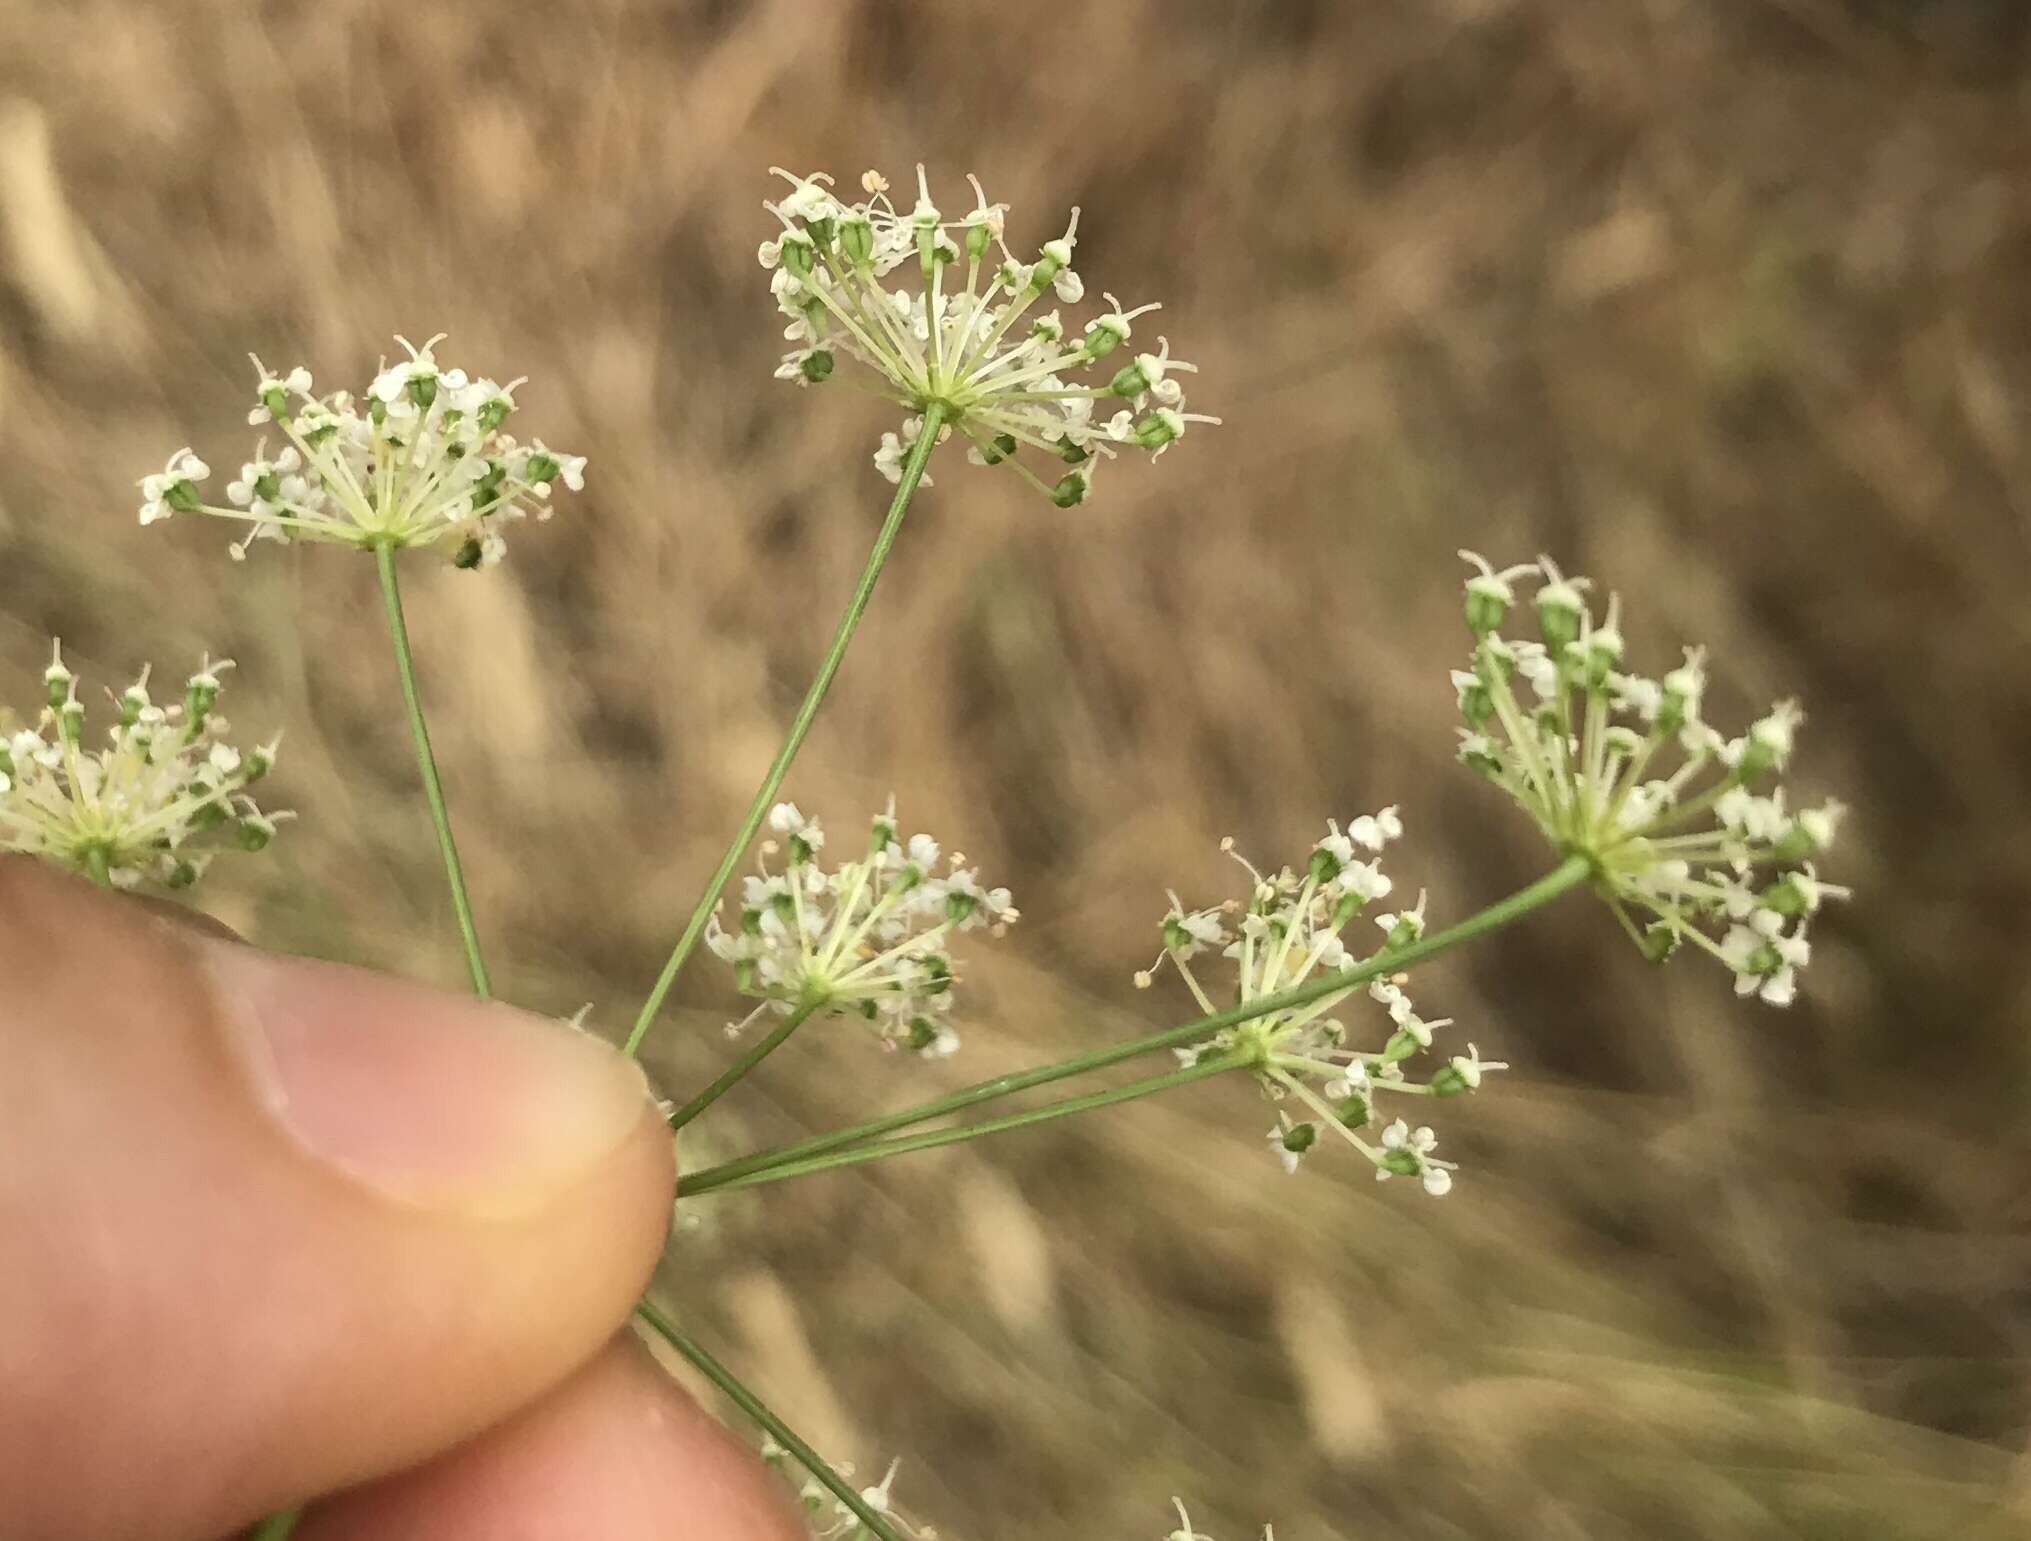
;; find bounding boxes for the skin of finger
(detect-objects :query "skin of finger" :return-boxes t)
[0,859,676,1541]
[297,1335,810,1541]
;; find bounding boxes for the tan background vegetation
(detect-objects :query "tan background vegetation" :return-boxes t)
[1,1,2027,1535]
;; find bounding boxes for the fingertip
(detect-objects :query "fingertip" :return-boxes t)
[299,1335,808,1541]
[0,860,679,1539]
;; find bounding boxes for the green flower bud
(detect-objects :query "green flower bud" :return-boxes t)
[184,676,219,731]
[1428,1063,1471,1097]
[1107,358,1150,398]
[799,350,835,383]
[1537,582,1586,653]
[839,215,874,267]
[1134,410,1181,451]
[1050,471,1089,509]
[1281,1122,1319,1156]
[1456,677,1494,727]
[1383,913,1424,950]
[1464,582,1508,637]
[1760,873,1819,917]
[780,229,816,278]
[452,537,485,570]
[1379,1148,1424,1178]
[1383,1026,1425,1062]
[1083,313,1130,359]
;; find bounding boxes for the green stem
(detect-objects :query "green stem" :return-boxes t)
[684,855,1594,1191]
[634,1300,905,1541]
[622,402,947,1057]
[374,541,491,999]
[247,1508,302,1541]
[665,998,822,1132]
[83,847,113,890]
[680,1050,1249,1197]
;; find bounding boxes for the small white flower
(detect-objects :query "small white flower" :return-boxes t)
[1376,1118,1456,1195]
[1346,806,1401,852]
[137,447,210,525]
[1375,889,1429,943]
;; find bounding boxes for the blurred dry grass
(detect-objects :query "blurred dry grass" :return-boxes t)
[2,1,2029,1535]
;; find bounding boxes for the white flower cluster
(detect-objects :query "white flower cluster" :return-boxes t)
[1140,816,1497,1195]
[0,643,283,889]
[760,167,1216,505]
[1454,553,1848,1005]
[139,335,585,566]
[705,801,1015,1056]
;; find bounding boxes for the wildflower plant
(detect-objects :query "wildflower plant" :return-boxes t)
[42,166,1846,1540]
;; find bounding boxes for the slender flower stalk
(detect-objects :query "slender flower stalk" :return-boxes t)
[679,1050,1249,1198]
[679,858,1591,1195]
[664,997,822,1132]
[635,1301,907,1541]
[623,405,946,1057]
[375,543,491,999]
